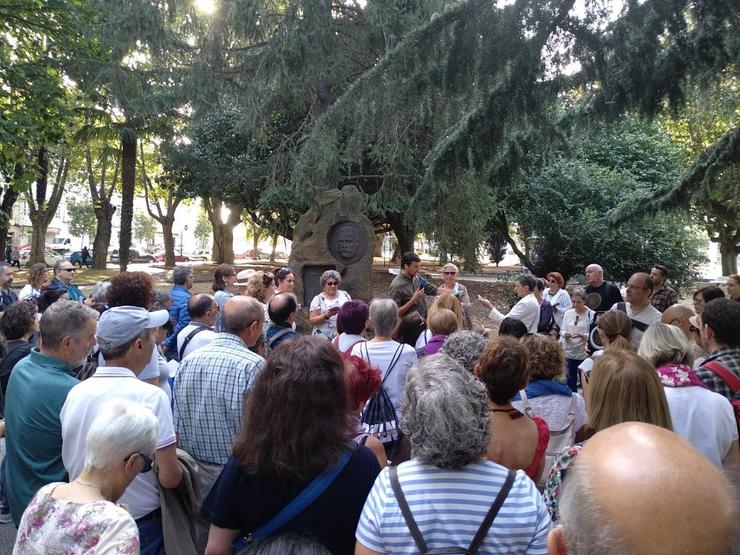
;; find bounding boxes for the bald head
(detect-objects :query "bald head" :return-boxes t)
[551,423,737,555]
[661,304,695,339]
[222,296,264,347]
[268,292,298,326]
[585,264,604,287]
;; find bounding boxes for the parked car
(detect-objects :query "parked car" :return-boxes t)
[188,249,210,261]
[20,250,65,268]
[110,249,156,264]
[154,253,190,263]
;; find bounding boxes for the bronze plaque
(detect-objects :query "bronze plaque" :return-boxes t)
[327,222,367,265]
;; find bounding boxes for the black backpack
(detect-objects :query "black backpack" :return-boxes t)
[389,466,515,554]
[359,342,404,444]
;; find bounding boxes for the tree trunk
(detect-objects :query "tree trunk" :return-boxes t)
[92,202,115,269]
[119,129,137,271]
[388,215,415,258]
[30,148,50,264]
[205,198,240,264]
[252,220,260,260]
[162,218,176,266]
[0,164,22,255]
[269,235,278,263]
[718,232,739,275]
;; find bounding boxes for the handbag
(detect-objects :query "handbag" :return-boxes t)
[389,465,515,554]
[233,448,353,553]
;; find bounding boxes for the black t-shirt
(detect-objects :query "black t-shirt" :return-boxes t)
[202,446,381,554]
[0,339,32,417]
[585,282,624,312]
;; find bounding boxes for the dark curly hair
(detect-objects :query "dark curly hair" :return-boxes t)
[0,301,36,340]
[106,272,155,308]
[345,355,381,409]
[234,336,353,481]
[475,336,529,405]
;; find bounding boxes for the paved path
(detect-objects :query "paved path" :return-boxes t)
[0,521,16,550]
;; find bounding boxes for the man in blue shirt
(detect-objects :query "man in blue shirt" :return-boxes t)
[4,300,98,524]
[164,265,193,358]
[0,262,18,311]
[50,260,86,301]
[266,293,300,351]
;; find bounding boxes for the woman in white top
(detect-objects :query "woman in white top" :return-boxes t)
[436,263,472,329]
[351,299,418,454]
[14,399,158,554]
[309,270,351,340]
[543,272,571,329]
[559,288,593,392]
[18,263,48,301]
[638,324,739,469]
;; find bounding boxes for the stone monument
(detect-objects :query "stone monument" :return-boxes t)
[289,186,375,306]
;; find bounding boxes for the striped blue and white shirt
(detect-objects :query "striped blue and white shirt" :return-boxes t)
[356,459,550,554]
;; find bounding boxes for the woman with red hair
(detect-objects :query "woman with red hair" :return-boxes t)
[346,356,387,469]
[544,271,570,329]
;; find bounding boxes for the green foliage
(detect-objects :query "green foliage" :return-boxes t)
[514,158,705,288]
[194,209,211,249]
[133,213,157,246]
[67,200,97,240]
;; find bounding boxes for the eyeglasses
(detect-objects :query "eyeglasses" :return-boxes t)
[574,315,580,325]
[548,279,557,283]
[61,267,76,272]
[326,281,339,286]
[443,272,456,276]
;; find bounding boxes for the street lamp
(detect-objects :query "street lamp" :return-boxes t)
[179,225,189,256]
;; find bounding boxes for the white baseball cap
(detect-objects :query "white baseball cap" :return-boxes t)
[97,306,170,349]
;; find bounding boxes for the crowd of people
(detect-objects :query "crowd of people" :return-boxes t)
[0,252,737,554]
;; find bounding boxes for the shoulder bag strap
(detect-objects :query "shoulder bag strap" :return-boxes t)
[703,361,740,393]
[381,344,405,384]
[178,324,209,360]
[389,465,428,553]
[250,449,353,542]
[467,469,516,553]
[518,390,536,419]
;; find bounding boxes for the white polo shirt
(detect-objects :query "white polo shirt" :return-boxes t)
[60,366,176,520]
[176,322,218,360]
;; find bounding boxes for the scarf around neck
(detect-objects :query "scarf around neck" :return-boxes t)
[656,364,706,388]
[513,379,572,401]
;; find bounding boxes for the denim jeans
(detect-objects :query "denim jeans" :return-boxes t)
[565,358,584,392]
[136,509,165,555]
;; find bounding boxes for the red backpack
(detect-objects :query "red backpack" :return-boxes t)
[703,361,740,436]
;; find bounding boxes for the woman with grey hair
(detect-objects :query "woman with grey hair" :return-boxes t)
[638,323,738,468]
[84,280,111,314]
[309,270,352,340]
[355,354,550,554]
[351,299,417,454]
[14,399,158,554]
[440,330,487,373]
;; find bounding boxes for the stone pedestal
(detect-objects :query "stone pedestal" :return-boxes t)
[289,186,375,306]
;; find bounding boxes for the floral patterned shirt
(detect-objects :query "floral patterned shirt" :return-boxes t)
[543,443,584,524]
[13,483,139,554]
